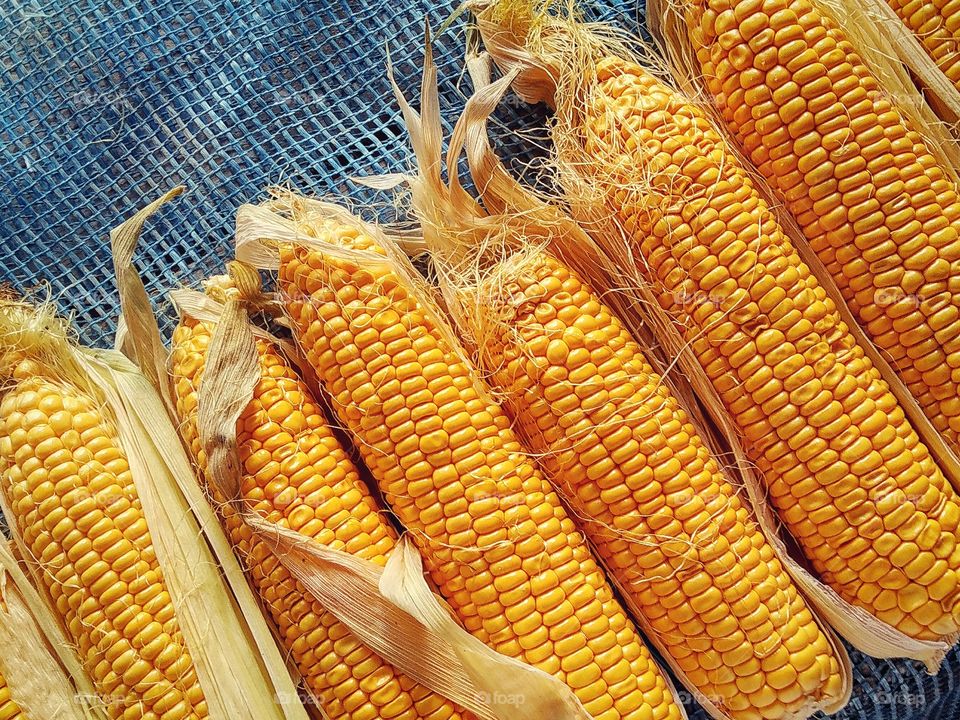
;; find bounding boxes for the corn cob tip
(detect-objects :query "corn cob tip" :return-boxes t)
[0,297,76,383]
[475,0,652,106]
[472,0,580,107]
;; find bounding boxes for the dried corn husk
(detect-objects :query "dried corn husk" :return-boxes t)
[472,0,960,671]
[0,541,109,720]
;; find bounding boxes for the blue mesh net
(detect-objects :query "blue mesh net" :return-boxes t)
[1,1,958,718]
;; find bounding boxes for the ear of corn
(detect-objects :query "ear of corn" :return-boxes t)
[169,307,469,720]
[668,0,960,457]
[240,195,685,720]
[475,2,960,647]
[0,358,208,720]
[449,246,846,720]
[1,292,314,720]
[588,59,960,641]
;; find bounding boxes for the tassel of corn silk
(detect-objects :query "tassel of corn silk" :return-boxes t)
[473,0,960,666]
[168,266,480,720]
[234,177,688,720]
[382,44,851,720]
[0,541,110,720]
[645,0,960,457]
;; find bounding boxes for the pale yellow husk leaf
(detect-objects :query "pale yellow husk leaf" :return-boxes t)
[106,191,314,720]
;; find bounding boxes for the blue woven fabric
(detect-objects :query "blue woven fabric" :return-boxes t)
[1,1,958,719]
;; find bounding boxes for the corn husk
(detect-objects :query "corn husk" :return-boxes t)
[372,41,852,720]
[0,541,109,720]
[3,190,315,720]
[473,0,959,671]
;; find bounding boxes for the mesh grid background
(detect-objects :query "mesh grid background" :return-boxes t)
[1,1,958,718]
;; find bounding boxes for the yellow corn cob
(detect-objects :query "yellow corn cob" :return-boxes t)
[572,58,960,640]
[453,248,844,720]
[885,0,960,88]
[170,315,467,720]
[273,205,683,720]
[0,359,207,720]
[682,0,960,453]
[0,672,24,720]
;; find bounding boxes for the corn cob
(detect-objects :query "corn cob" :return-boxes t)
[170,312,467,720]
[476,4,960,641]
[447,246,845,720]
[268,200,683,720]
[585,60,960,640]
[884,0,960,88]
[0,672,24,720]
[0,359,207,720]
[678,0,960,454]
